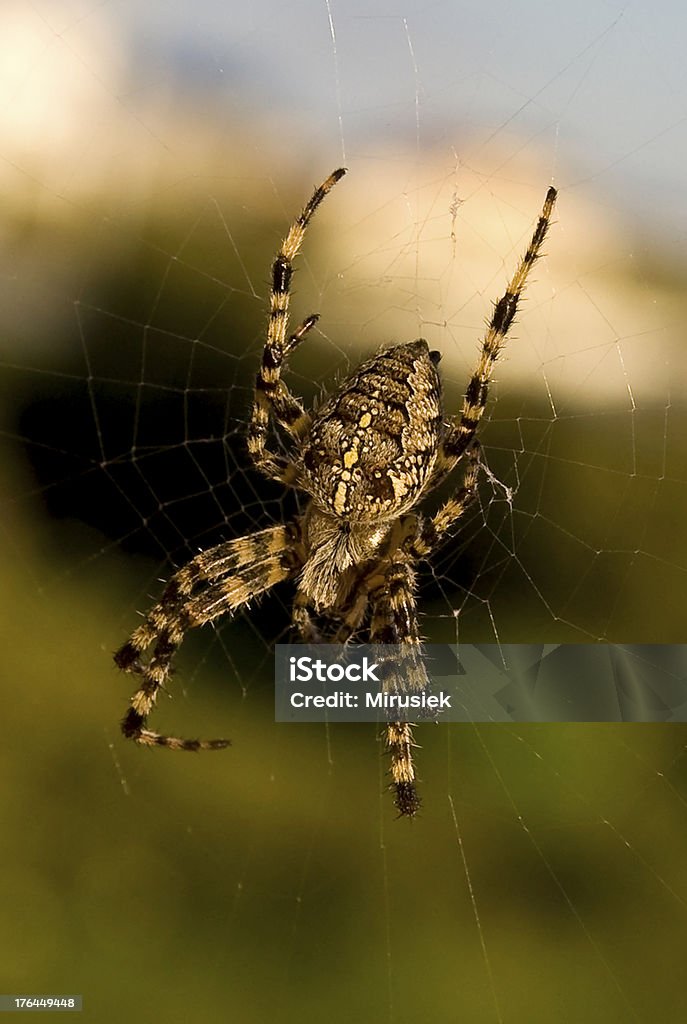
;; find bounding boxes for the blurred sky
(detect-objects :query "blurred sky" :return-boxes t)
[3,0,687,237]
[119,0,687,232]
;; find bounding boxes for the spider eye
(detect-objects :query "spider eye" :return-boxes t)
[429,350,442,366]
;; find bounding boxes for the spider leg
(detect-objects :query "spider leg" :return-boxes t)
[293,566,379,645]
[247,168,347,483]
[262,313,320,441]
[285,312,320,359]
[115,524,304,750]
[327,581,375,644]
[292,591,324,643]
[369,557,427,818]
[435,187,557,481]
[264,314,324,442]
[407,441,481,559]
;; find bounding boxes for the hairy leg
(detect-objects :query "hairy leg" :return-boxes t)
[247,169,347,482]
[369,557,427,818]
[435,187,557,482]
[115,524,303,749]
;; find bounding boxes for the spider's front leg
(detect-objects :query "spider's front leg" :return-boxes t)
[247,168,347,484]
[114,523,303,750]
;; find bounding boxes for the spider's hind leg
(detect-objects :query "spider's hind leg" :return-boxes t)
[439,187,557,475]
[247,168,346,484]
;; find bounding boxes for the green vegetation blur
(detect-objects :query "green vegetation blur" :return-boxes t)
[2,169,687,1023]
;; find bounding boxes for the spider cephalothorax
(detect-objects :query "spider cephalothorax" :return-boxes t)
[115,168,556,817]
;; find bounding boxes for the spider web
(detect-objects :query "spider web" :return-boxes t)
[2,1,687,1021]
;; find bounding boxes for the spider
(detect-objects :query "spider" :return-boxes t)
[114,168,556,817]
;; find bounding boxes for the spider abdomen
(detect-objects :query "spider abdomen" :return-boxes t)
[301,339,443,522]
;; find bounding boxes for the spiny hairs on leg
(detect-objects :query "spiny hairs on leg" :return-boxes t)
[247,168,347,481]
[114,525,299,751]
[385,722,422,817]
[447,186,557,460]
[369,558,426,817]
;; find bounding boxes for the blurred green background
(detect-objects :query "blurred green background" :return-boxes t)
[2,2,687,1022]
